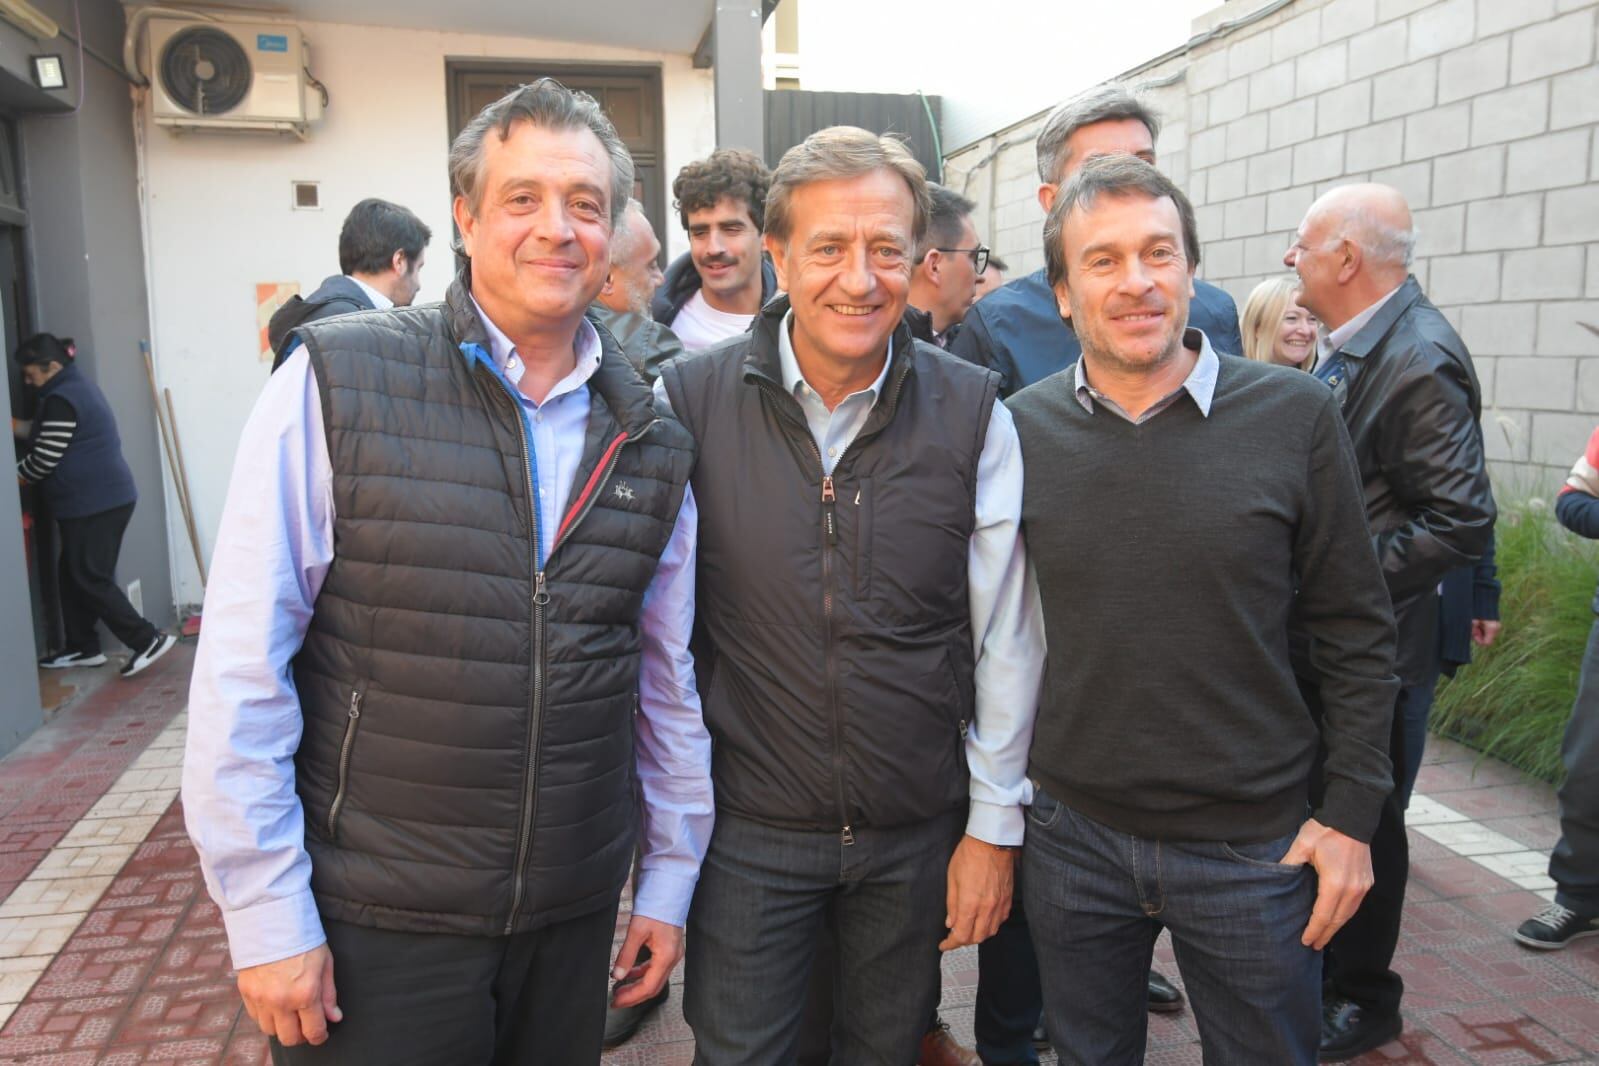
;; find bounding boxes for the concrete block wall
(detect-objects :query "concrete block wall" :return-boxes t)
[943,0,1599,489]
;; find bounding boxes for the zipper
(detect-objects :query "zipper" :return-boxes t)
[326,683,366,840]
[753,373,913,848]
[473,360,545,934]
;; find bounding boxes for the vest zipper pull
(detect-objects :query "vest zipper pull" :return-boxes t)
[348,690,363,718]
[822,476,837,545]
[841,824,855,846]
[534,571,549,606]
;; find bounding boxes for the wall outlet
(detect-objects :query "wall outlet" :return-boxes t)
[127,579,142,618]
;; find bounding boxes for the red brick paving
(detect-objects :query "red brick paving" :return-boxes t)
[4,651,1599,1063]
[0,646,193,905]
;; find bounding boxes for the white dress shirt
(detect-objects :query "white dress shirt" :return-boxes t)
[184,308,712,970]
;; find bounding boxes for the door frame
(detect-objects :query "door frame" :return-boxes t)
[444,59,668,259]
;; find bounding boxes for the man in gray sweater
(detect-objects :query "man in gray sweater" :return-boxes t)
[1006,156,1399,1065]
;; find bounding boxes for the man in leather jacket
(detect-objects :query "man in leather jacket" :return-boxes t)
[1286,183,1496,1060]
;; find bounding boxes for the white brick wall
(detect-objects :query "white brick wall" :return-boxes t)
[944,0,1599,486]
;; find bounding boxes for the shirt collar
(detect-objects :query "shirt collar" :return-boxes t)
[470,295,603,401]
[1074,327,1219,417]
[1320,283,1402,362]
[777,308,894,404]
[348,275,394,311]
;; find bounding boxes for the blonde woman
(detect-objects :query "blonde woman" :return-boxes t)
[1242,276,1318,369]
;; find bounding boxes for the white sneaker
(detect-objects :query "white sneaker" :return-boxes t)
[38,650,108,669]
[120,633,176,678]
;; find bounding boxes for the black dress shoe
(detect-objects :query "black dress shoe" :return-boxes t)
[1319,995,1401,1061]
[1147,969,1184,1013]
[602,983,669,1049]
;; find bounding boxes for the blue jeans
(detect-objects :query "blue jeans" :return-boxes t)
[1023,788,1320,1066]
[684,809,963,1066]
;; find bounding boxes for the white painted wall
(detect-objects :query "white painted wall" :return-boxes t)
[140,18,715,605]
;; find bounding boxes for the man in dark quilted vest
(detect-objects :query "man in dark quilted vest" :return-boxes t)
[183,79,709,1065]
[658,126,1046,1065]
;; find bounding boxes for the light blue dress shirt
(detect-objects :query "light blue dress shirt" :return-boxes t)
[658,311,1044,845]
[184,309,712,970]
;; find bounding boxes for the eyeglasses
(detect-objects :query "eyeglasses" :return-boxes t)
[936,245,990,275]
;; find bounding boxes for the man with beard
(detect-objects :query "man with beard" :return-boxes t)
[652,148,779,349]
[1010,155,1398,1066]
[590,199,683,381]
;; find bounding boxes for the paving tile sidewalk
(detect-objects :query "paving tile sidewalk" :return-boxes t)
[3,652,1599,1064]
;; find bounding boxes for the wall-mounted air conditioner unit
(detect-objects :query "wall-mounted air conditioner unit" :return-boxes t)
[147,18,324,137]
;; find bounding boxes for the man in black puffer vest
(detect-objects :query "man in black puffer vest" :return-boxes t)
[185,80,709,1066]
[659,127,1045,1066]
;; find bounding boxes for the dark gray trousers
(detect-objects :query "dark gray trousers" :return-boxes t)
[269,906,618,1066]
[1552,617,1599,913]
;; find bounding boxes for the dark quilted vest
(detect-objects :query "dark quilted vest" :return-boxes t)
[290,276,693,936]
[33,363,138,519]
[661,297,998,832]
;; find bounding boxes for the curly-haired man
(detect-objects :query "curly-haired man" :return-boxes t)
[651,148,779,350]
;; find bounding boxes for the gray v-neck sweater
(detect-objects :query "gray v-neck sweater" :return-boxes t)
[1007,356,1398,844]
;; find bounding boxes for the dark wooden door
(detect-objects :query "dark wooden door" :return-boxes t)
[448,63,667,258]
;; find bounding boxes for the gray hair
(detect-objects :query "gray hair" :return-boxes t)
[765,126,931,248]
[1349,209,1417,267]
[1035,84,1161,185]
[1043,155,1200,290]
[609,199,652,264]
[449,78,635,227]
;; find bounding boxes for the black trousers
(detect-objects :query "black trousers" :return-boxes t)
[1303,679,1409,1019]
[1551,617,1599,913]
[57,503,157,654]
[270,905,620,1066]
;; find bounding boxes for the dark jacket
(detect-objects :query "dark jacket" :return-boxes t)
[1558,489,1599,613]
[650,250,779,328]
[288,272,695,937]
[1437,536,1499,676]
[588,303,684,382]
[904,304,960,350]
[31,363,138,519]
[267,275,376,370]
[659,297,999,833]
[949,268,1244,397]
[1312,276,1496,686]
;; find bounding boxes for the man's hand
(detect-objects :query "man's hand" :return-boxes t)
[939,834,1015,951]
[237,943,340,1047]
[611,915,683,1008]
[1281,819,1373,950]
[1472,619,1502,647]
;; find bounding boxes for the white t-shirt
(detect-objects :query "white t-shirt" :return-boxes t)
[672,288,756,351]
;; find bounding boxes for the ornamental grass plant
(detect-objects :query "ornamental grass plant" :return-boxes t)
[1430,493,1599,784]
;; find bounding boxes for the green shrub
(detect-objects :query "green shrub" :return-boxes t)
[1430,496,1599,783]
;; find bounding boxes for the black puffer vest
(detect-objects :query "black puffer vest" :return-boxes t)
[290,274,694,936]
[661,297,998,834]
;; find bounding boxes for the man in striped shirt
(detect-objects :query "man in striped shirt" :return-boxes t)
[14,333,175,677]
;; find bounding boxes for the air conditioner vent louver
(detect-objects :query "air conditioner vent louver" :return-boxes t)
[159,26,253,116]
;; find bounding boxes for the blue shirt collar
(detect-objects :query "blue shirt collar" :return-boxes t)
[470,295,602,400]
[777,308,894,404]
[1074,327,1219,417]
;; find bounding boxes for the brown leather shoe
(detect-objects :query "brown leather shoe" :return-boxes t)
[918,1019,982,1066]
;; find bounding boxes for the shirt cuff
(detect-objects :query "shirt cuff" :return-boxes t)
[220,888,327,970]
[631,867,698,928]
[965,799,1024,847]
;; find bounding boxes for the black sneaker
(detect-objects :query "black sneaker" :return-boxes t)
[1515,902,1599,950]
[121,633,176,678]
[39,649,108,669]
